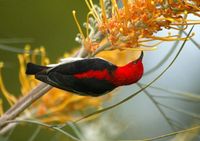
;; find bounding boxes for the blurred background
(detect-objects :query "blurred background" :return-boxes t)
[0,0,200,141]
[0,0,94,94]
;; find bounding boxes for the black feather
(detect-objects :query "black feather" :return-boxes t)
[47,58,116,75]
[46,72,115,96]
[26,63,49,75]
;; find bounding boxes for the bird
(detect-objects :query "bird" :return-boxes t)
[26,52,144,97]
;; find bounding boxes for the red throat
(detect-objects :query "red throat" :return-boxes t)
[111,60,144,86]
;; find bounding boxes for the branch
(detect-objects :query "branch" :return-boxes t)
[4,119,80,141]
[119,125,200,141]
[137,83,176,131]
[0,83,52,129]
[142,125,200,141]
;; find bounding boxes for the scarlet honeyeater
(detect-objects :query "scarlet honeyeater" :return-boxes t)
[26,52,143,97]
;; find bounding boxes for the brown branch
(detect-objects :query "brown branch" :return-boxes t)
[0,83,52,129]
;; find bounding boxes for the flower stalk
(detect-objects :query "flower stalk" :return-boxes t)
[0,83,52,131]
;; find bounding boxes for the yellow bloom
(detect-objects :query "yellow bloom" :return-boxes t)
[0,46,103,123]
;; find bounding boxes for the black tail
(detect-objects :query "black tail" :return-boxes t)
[26,63,50,75]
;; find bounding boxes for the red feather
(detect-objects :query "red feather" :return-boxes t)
[74,69,111,80]
[74,59,143,86]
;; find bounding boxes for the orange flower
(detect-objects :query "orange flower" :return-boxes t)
[99,0,199,48]
[73,0,199,53]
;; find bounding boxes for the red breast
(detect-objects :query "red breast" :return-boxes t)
[111,60,143,86]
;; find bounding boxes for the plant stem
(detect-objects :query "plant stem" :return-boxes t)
[4,119,80,141]
[137,83,176,131]
[0,83,52,130]
[119,125,200,141]
[142,125,200,141]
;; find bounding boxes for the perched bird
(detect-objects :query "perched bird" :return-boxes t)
[26,52,144,97]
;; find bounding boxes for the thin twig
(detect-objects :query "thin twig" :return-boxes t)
[137,83,176,131]
[0,38,34,44]
[4,119,80,141]
[144,27,183,76]
[157,102,200,120]
[0,44,33,54]
[119,125,200,141]
[28,126,41,141]
[167,118,186,129]
[3,124,15,141]
[142,125,200,141]
[151,95,200,103]
[183,31,200,49]
[140,84,200,101]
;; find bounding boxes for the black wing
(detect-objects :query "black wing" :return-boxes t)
[35,58,117,96]
[47,71,116,96]
[47,58,117,75]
